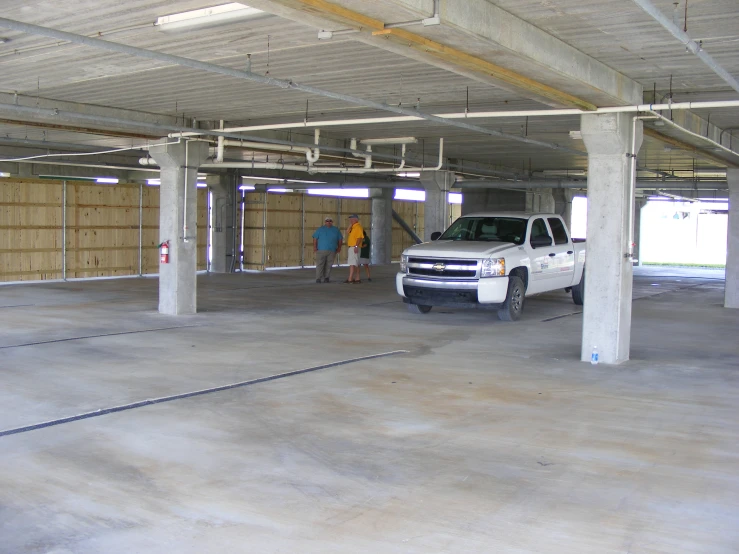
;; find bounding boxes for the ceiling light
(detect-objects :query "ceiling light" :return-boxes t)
[267,188,292,193]
[155,3,267,32]
[146,178,161,186]
[397,172,421,178]
[197,183,208,188]
[96,177,119,184]
[0,171,10,177]
[241,176,326,184]
[360,137,418,145]
[239,185,256,191]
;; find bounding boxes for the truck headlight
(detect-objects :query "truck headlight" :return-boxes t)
[481,257,505,277]
[400,254,408,273]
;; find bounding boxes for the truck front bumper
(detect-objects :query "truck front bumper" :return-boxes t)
[396,273,509,307]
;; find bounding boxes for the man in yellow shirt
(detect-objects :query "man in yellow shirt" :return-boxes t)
[345,214,365,283]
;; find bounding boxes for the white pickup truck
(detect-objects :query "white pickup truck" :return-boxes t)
[397,213,586,321]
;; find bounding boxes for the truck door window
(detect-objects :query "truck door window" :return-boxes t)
[547,218,569,245]
[530,218,549,243]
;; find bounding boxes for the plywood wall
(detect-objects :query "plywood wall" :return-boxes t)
[0,178,63,281]
[1,180,437,281]
[0,178,208,282]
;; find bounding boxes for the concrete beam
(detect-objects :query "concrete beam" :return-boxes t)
[259,0,641,106]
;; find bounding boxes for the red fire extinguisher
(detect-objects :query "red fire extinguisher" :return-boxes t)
[159,240,170,264]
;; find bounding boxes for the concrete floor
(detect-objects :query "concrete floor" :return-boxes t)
[1,265,737,553]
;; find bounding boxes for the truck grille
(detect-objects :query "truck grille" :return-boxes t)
[407,257,478,279]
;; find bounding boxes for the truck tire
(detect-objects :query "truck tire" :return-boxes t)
[497,276,525,321]
[408,303,432,314]
[572,270,585,306]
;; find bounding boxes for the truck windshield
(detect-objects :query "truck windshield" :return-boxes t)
[439,216,527,244]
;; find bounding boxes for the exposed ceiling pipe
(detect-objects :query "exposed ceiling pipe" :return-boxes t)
[220,99,739,134]
[0,17,581,155]
[631,0,739,94]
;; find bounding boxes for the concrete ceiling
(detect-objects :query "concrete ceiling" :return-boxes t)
[0,0,738,183]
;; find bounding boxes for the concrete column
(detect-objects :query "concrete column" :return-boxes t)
[633,197,647,266]
[149,139,210,315]
[580,112,643,364]
[207,172,237,273]
[725,169,739,308]
[420,171,453,241]
[370,188,393,264]
[461,188,525,215]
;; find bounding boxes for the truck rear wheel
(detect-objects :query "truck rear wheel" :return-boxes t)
[572,270,585,306]
[497,276,525,321]
[407,303,432,314]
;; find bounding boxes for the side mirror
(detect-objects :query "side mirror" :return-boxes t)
[530,234,553,248]
[430,231,442,241]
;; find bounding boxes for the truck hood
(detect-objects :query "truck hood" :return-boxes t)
[404,240,517,259]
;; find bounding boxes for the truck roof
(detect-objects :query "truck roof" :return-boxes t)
[460,212,558,219]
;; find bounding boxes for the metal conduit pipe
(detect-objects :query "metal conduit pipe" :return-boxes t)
[0,17,582,156]
[631,0,739,94]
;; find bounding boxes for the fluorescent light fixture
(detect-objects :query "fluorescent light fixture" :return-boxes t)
[267,188,292,193]
[0,171,10,177]
[307,188,369,198]
[197,183,208,188]
[155,3,267,32]
[146,178,161,186]
[96,177,119,184]
[397,172,421,178]
[394,189,425,201]
[360,137,418,145]
[239,185,256,191]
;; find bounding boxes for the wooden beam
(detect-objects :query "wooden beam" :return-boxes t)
[268,0,597,111]
[373,28,597,111]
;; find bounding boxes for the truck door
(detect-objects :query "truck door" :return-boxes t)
[526,217,552,294]
[546,217,575,288]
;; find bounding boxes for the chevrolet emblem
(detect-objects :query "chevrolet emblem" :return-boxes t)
[432,263,446,272]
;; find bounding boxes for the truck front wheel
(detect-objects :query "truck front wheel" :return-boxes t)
[408,303,432,314]
[497,276,525,321]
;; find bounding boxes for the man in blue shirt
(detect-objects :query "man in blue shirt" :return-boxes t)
[312,217,343,283]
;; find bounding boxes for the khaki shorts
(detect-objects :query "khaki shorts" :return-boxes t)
[347,247,359,266]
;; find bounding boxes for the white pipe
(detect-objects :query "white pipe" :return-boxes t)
[197,100,739,135]
[183,139,189,242]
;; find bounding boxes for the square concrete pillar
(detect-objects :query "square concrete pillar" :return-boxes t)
[207,172,237,273]
[580,112,643,364]
[149,139,210,315]
[369,188,393,265]
[725,169,739,308]
[420,171,453,241]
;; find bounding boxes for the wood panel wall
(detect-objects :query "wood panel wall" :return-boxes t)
[242,192,424,270]
[0,178,208,282]
[1,180,438,280]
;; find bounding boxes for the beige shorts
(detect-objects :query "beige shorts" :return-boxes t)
[347,247,359,266]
